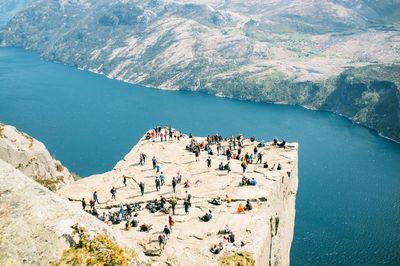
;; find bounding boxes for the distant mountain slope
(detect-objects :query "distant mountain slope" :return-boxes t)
[0,0,399,141]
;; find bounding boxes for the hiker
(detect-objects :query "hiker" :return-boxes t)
[152,156,157,169]
[168,216,175,231]
[225,194,231,203]
[89,199,95,209]
[224,162,231,174]
[245,152,250,163]
[226,149,231,161]
[82,198,86,210]
[155,176,161,191]
[206,156,212,169]
[169,197,177,215]
[241,159,247,173]
[184,199,190,214]
[172,177,177,193]
[158,234,166,250]
[229,232,235,243]
[139,153,146,165]
[253,146,258,156]
[237,203,245,214]
[163,225,171,239]
[139,182,145,196]
[123,175,127,187]
[93,191,99,204]
[176,171,182,184]
[194,149,199,162]
[155,164,161,173]
[245,200,253,211]
[110,187,117,200]
[160,172,165,185]
[256,152,263,164]
[185,191,192,206]
[249,153,254,164]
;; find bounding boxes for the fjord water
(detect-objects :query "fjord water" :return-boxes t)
[1,47,399,265]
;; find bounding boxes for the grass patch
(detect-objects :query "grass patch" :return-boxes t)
[219,251,255,266]
[34,175,64,192]
[52,224,135,266]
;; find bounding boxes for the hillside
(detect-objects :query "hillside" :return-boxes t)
[0,0,399,141]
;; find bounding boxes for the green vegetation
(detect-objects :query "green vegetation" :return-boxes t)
[52,224,135,266]
[219,251,255,266]
[55,163,64,172]
[34,175,64,192]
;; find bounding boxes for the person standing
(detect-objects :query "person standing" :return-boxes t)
[110,187,117,200]
[155,176,161,191]
[82,198,86,210]
[93,191,99,204]
[206,156,212,169]
[184,199,190,214]
[123,175,127,187]
[172,177,177,193]
[139,182,145,196]
[256,152,263,164]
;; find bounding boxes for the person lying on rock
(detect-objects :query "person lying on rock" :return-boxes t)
[208,197,222,205]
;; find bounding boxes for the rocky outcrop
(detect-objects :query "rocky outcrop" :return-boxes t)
[0,159,145,265]
[59,130,298,265]
[0,123,75,190]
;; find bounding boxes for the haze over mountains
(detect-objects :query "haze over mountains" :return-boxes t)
[1,0,399,141]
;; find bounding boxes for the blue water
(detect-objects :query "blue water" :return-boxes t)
[1,47,399,265]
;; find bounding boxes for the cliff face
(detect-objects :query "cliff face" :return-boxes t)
[59,131,298,265]
[0,159,144,265]
[0,123,75,190]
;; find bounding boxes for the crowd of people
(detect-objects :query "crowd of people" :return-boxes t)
[78,126,288,255]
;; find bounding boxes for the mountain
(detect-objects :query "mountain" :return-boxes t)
[0,0,399,141]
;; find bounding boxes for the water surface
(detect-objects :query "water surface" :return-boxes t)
[1,47,399,265]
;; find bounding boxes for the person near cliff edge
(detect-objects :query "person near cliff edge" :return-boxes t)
[93,191,99,204]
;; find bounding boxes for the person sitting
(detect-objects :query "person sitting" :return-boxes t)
[245,200,253,211]
[240,176,250,186]
[278,139,286,148]
[183,179,190,188]
[237,203,245,214]
[263,162,269,169]
[219,162,224,170]
[208,198,222,205]
[277,163,282,170]
[249,178,257,186]
[273,137,278,145]
[225,194,231,203]
[125,220,131,231]
[130,218,139,227]
[140,224,152,232]
[229,232,235,243]
[224,224,231,234]
[208,148,214,155]
[200,210,213,222]
[210,243,222,254]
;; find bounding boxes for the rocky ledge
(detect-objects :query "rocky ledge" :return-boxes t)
[59,129,298,265]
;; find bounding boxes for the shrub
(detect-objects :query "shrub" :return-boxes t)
[219,251,255,266]
[56,163,64,172]
[71,172,81,181]
[52,224,135,266]
[34,176,64,192]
